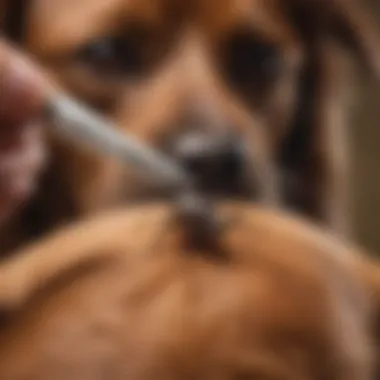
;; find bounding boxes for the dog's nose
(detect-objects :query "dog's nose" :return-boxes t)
[173,132,247,196]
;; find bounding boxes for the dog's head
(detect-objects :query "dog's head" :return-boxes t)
[1,0,379,229]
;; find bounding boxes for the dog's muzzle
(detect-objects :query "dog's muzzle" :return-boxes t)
[172,131,250,198]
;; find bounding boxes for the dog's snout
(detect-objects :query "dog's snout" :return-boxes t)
[173,132,247,196]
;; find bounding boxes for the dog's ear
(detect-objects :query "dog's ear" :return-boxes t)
[279,0,379,231]
[0,0,31,43]
[328,0,380,76]
[289,0,380,77]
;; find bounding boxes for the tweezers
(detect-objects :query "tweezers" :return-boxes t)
[46,93,191,194]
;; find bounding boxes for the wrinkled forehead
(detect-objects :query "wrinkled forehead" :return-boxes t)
[27,0,300,44]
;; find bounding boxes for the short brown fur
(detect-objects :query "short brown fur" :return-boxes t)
[0,202,377,379]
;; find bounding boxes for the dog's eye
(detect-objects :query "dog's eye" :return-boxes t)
[223,31,281,90]
[77,36,143,76]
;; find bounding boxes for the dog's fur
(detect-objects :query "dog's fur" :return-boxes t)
[0,201,379,379]
[0,0,379,253]
[1,2,380,377]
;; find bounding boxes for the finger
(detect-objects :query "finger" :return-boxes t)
[0,41,47,130]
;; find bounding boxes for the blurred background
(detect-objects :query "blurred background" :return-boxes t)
[351,0,380,252]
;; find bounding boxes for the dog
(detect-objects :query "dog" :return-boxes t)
[0,0,379,253]
[0,200,379,379]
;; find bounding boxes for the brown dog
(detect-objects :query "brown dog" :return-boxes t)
[0,0,379,252]
[0,200,379,379]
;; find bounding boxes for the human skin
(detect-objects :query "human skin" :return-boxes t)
[0,41,46,227]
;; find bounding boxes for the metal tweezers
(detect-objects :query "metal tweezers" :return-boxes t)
[47,93,191,194]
